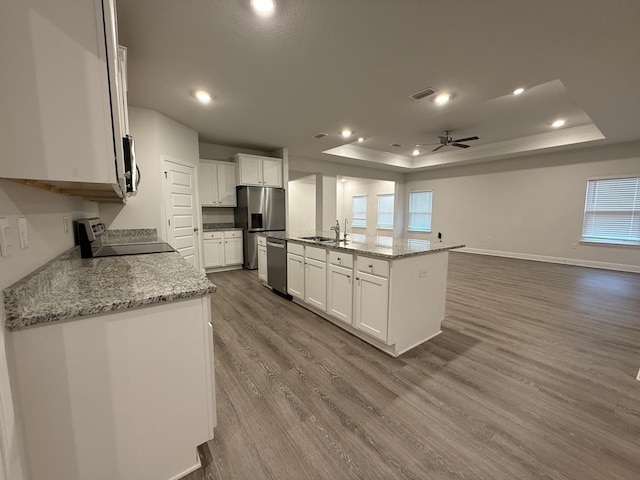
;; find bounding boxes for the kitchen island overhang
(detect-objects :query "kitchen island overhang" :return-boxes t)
[268,232,464,357]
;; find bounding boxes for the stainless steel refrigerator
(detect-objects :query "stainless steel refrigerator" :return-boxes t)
[235,186,286,269]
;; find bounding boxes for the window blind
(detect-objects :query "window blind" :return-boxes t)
[352,195,367,228]
[582,176,640,243]
[408,191,433,232]
[377,194,394,229]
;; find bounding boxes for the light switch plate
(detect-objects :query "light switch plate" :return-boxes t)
[0,218,12,257]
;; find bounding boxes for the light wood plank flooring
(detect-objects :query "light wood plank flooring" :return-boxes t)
[186,252,640,480]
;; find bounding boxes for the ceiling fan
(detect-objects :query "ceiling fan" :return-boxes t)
[417,130,480,152]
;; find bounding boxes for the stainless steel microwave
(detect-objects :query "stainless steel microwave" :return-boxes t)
[123,134,139,194]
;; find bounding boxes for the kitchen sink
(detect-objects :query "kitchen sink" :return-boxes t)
[298,236,335,242]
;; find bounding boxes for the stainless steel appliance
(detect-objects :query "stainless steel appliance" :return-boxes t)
[77,218,174,258]
[235,186,286,269]
[266,237,289,296]
[122,135,140,194]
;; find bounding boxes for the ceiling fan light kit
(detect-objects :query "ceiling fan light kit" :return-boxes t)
[416,130,480,152]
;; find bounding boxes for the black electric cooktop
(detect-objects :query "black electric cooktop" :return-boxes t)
[92,242,176,257]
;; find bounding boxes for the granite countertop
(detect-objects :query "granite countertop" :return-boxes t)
[4,234,215,331]
[265,231,464,259]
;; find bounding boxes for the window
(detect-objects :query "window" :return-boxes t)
[582,176,640,245]
[352,195,367,228]
[377,194,394,229]
[408,191,433,232]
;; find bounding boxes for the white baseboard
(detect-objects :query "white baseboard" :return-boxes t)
[457,247,640,273]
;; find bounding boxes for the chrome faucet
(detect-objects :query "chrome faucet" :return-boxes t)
[330,220,340,241]
[343,219,349,242]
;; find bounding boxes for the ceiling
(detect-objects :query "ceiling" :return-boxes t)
[116,0,640,172]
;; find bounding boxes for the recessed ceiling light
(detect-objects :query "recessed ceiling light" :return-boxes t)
[513,87,525,96]
[357,137,364,143]
[251,0,274,15]
[551,119,566,128]
[194,90,212,104]
[341,128,353,138]
[434,93,450,105]
[412,149,420,156]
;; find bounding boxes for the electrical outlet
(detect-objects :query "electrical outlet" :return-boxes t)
[18,216,28,249]
[419,268,428,278]
[570,242,577,249]
[63,216,69,234]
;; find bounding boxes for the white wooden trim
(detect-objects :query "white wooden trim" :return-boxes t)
[458,247,640,273]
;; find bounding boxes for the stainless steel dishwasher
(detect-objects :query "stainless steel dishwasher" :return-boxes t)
[266,237,290,298]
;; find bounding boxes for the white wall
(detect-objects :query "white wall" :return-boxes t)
[0,180,98,480]
[405,141,640,271]
[339,179,396,237]
[288,176,316,231]
[100,107,200,237]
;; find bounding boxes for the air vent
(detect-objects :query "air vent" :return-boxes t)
[313,132,328,139]
[391,143,403,148]
[410,87,436,101]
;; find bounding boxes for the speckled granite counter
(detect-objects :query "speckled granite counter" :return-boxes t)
[265,231,464,259]
[4,247,215,331]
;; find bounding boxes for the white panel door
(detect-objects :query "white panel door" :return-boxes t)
[163,160,200,267]
[238,155,262,185]
[287,253,304,299]
[224,237,243,266]
[261,158,282,187]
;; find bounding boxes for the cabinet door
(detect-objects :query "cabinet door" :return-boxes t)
[287,253,305,299]
[262,158,282,187]
[354,272,389,342]
[258,246,268,282]
[216,163,237,206]
[203,239,224,268]
[0,0,118,186]
[238,155,263,186]
[224,237,243,266]
[305,257,327,312]
[198,162,217,205]
[327,264,353,325]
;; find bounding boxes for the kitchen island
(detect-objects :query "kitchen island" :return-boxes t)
[4,240,216,480]
[265,232,464,357]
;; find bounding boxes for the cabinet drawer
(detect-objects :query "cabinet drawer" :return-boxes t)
[257,236,267,247]
[287,242,304,256]
[328,251,353,268]
[224,230,243,239]
[203,232,223,240]
[356,256,389,278]
[305,245,327,262]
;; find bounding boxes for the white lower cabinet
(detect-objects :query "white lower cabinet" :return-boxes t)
[305,257,327,311]
[327,264,353,324]
[204,230,243,270]
[9,296,216,480]
[203,233,224,268]
[354,270,389,342]
[287,252,305,299]
[257,236,268,282]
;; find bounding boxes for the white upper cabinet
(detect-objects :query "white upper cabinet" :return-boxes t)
[234,153,282,187]
[0,0,127,199]
[198,160,237,207]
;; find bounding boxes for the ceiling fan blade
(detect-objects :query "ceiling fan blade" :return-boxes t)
[432,145,444,152]
[415,142,440,146]
[453,136,479,143]
[451,143,470,148]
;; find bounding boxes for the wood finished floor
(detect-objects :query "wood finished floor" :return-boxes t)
[185,252,640,480]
